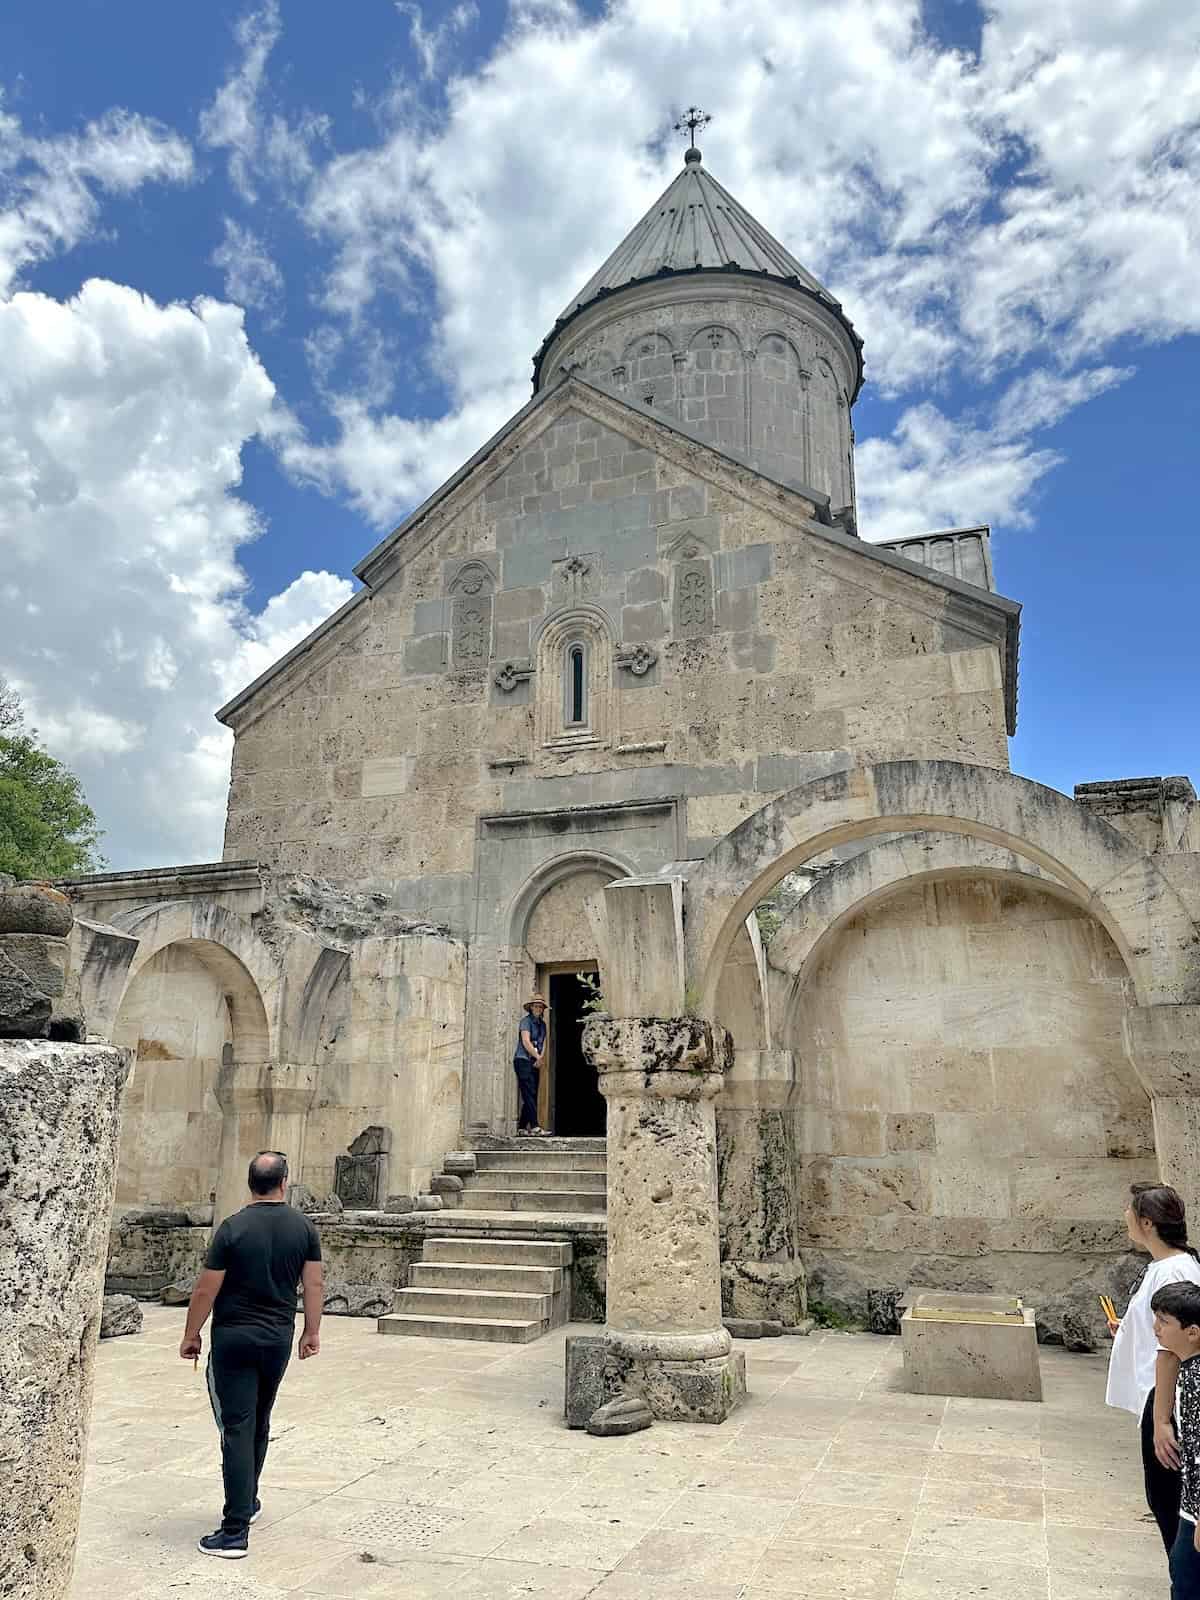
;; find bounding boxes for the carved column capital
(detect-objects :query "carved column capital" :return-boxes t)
[583,1015,732,1100]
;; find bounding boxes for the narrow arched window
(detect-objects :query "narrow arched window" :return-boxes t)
[565,642,587,727]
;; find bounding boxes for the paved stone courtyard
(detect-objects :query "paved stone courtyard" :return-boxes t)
[74,1307,1163,1599]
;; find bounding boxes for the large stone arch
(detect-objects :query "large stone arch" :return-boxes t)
[766,833,1137,1059]
[107,904,275,1215]
[505,848,635,950]
[109,898,278,1060]
[688,761,1200,1016]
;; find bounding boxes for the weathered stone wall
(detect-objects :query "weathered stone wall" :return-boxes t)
[110,944,230,1206]
[788,875,1156,1339]
[525,870,609,966]
[302,933,467,1198]
[1,1040,130,1600]
[222,393,1010,924]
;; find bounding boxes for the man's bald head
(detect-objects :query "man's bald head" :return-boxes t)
[248,1151,289,1197]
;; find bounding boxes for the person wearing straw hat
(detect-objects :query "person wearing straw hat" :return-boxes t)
[513,993,549,1136]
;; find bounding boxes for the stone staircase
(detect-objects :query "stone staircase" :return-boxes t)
[459,1137,607,1215]
[377,1137,606,1343]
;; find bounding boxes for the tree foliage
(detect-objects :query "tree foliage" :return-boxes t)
[0,676,105,879]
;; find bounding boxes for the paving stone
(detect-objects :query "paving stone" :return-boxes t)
[69,1312,1166,1600]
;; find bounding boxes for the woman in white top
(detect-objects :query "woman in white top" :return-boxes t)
[1106,1183,1200,1555]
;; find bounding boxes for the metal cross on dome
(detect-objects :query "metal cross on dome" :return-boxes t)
[674,106,711,152]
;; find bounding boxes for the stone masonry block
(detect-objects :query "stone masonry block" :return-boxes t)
[621,603,668,643]
[901,1306,1042,1402]
[715,544,773,592]
[403,634,447,675]
[565,1333,610,1427]
[0,933,68,999]
[626,567,665,605]
[716,588,758,633]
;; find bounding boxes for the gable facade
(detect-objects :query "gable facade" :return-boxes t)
[220,382,1014,933]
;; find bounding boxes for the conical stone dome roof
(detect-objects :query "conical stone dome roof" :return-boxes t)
[533,147,862,394]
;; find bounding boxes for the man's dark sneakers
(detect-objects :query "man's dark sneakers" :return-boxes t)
[198,1528,248,1558]
[250,1499,262,1524]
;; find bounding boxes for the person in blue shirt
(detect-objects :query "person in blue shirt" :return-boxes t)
[514,994,548,1136]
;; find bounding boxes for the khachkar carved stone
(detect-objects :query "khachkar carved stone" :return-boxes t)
[334,1124,392,1210]
[0,1038,131,1598]
[581,1014,747,1423]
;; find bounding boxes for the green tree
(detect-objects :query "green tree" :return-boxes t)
[0,676,105,878]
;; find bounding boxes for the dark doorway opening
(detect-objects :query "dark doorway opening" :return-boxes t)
[549,969,605,1137]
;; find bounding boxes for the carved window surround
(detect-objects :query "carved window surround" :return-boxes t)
[534,606,615,751]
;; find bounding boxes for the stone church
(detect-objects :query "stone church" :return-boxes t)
[67,144,1200,1346]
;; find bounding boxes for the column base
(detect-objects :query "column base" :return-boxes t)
[620,1350,747,1424]
[566,1332,747,1426]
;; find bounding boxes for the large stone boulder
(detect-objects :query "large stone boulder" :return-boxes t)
[0,885,77,1042]
[99,1294,143,1339]
[0,947,52,1038]
[0,884,74,937]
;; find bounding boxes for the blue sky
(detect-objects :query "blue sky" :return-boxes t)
[0,0,1196,868]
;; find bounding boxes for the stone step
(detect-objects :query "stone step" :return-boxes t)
[462,1167,606,1193]
[474,1136,606,1156]
[410,1261,563,1294]
[393,1285,554,1320]
[461,1188,606,1214]
[475,1149,607,1172]
[378,1312,547,1343]
[421,1236,573,1267]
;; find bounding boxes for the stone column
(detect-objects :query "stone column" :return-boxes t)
[576,875,746,1424]
[1,1039,131,1599]
[1125,1004,1200,1221]
[584,1013,745,1422]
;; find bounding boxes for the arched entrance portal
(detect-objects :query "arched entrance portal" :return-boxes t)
[507,853,630,1135]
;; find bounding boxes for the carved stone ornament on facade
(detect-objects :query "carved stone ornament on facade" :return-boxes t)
[457,608,488,661]
[679,570,710,627]
[494,660,534,693]
[564,555,590,582]
[617,643,658,677]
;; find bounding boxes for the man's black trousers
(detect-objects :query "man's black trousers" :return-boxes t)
[207,1326,291,1535]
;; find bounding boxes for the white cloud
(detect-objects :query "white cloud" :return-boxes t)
[855,402,1064,544]
[0,98,192,294]
[992,365,1135,442]
[211,217,284,321]
[199,0,328,202]
[396,2,479,80]
[0,278,352,867]
[277,0,1199,533]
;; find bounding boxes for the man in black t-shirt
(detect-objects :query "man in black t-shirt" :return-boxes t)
[180,1151,323,1559]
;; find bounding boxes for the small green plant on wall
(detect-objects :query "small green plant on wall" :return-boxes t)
[576,972,606,1014]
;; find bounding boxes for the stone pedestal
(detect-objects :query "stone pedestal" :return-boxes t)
[582,1013,746,1423]
[901,1298,1042,1402]
[1,1040,131,1598]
